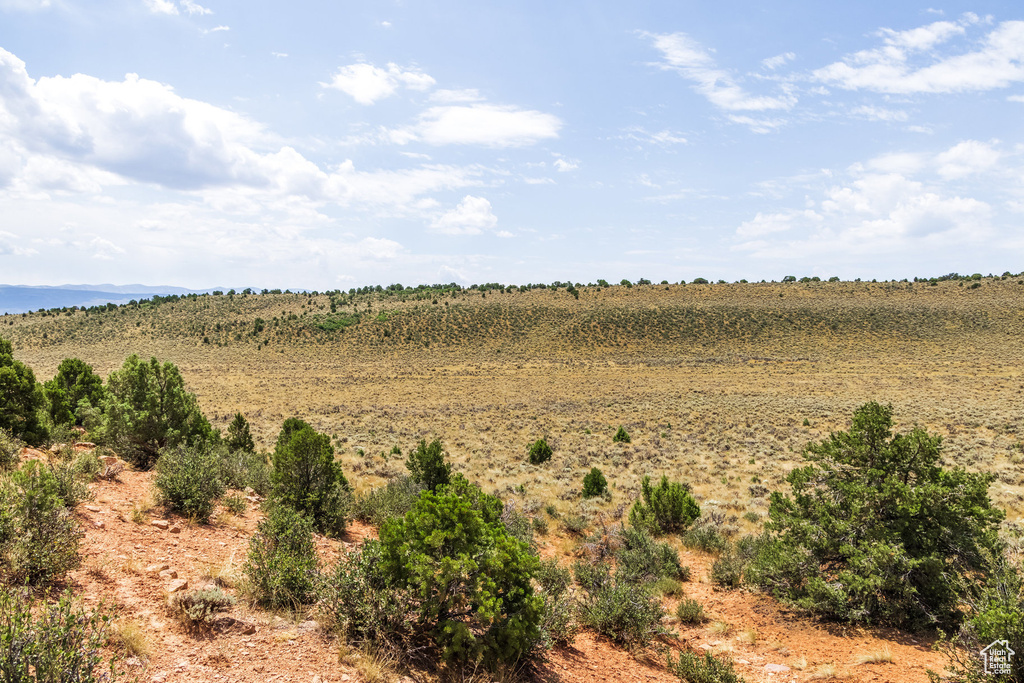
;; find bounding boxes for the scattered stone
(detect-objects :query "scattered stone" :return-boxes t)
[146,563,169,574]
[150,672,167,683]
[151,520,169,530]
[169,525,182,534]
[159,569,178,580]
[74,442,96,449]
[297,620,319,633]
[736,659,750,664]
[764,663,791,674]
[699,644,714,651]
[93,521,105,529]
[166,579,188,593]
[84,505,101,512]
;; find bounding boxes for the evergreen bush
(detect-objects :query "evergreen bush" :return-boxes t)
[747,402,1003,629]
[527,438,553,465]
[629,475,700,535]
[154,444,225,523]
[243,504,318,608]
[582,467,608,498]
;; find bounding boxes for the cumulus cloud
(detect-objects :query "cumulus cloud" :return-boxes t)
[935,140,1001,179]
[553,158,578,172]
[0,47,491,216]
[391,104,561,147]
[645,31,797,114]
[762,52,795,70]
[430,195,497,235]
[814,17,1024,94]
[179,0,210,15]
[734,141,1006,260]
[322,62,435,105]
[145,0,178,15]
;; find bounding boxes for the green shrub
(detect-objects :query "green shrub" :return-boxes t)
[43,358,105,428]
[534,559,577,647]
[154,444,225,524]
[243,504,318,608]
[613,426,631,443]
[667,649,744,683]
[629,475,700,535]
[929,550,1024,683]
[225,412,255,453]
[318,539,409,648]
[653,577,686,597]
[404,438,451,492]
[616,525,688,584]
[0,587,125,683]
[0,461,83,585]
[561,514,589,536]
[0,338,47,445]
[532,516,548,534]
[46,459,92,510]
[169,586,235,629]
[527,438,553,465]
[748,402,1003,629]
[582,467,608,498]
[222,492,247,516]
[271,422,349,536]
[352,475,423,527]
[0,428,22,471]
[676,598,706,624]
[216,446,271,495]
[709,554,744,589]
[378,476,543,668]
[576,563,665,647]
[500,500,535,551]
[102,355,214,469]
[682,517,729,554]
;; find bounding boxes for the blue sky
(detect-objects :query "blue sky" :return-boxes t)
[1,1,1022,289]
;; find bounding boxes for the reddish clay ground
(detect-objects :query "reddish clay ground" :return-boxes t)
[61,456,949,683]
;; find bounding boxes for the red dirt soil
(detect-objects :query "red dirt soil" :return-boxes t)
[58,453,949,683]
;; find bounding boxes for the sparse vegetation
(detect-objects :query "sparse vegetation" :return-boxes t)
[154,443,225,523]
[243,504,318,608]
[629,475,700,535]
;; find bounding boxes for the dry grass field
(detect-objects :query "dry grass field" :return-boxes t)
[5,276,1024,682]
[6,277,1024,529]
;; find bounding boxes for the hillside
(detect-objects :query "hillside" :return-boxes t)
[3,277,1023,682]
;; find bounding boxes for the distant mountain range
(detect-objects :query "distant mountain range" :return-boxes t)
[0,284,221,315]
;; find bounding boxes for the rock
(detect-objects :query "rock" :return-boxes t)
[49,443,64,453]
[146,563,170,574]
[85,505,101,512]
[736,659,750,664]
[159,569,178,580]
[764,663,791,674]
[20,447,47,459]
[150,672,167,683]
[699,644,713,651]
[169,525,182,534]
[151,520,169,530]
[297,620,319,633]
[166,579,188,593]
[74,441,96,449]
[94,521,105,529]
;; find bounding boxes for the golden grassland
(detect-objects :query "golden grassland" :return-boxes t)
[5,278,1024,535]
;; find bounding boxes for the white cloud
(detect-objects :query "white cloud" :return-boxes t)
[0,48,490,215]
[619,126,688,147]
[393,104,561,147]
[207,25,229,32]
[935,140,1001,179]
[429,88,484,103]
[850,105,909,122]
[145,0,178,15]
[0,230,37,256]
[762,52,795,70]
[553,158,578,172]
[737,209,821,237]
[645,32,797,114]
[814,18,1024,94]
[430,195,497,235]
[865,151,926,174]
[322,62,435,105]
[179,0,211,15]
[271,51,288,58]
